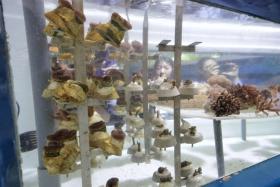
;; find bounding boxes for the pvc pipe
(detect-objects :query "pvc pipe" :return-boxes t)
[173,1,184,186]
[213,120,225,177]
[143,9,151,160]
[71,1,92,186]
[21,0,60,186]
[241,119,247,141]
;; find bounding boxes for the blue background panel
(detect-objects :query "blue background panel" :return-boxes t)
[0,0,22,186]
[189,0,280,24]
[204,155,280,187]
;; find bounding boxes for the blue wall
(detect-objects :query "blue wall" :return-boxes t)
[0,0,22,186]
[190,0,280,24]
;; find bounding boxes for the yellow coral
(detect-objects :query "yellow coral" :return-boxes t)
[89,132,123,156]
[58,53,73,61]
[42,80,62,98]
[43,143,79,174]
[85,25,106,46]
[63,80,87,103]
[42,80,87,104]
[87,78,99,98]
[44,5,83,39]
[45,10,70,34]
[85,13,131,47]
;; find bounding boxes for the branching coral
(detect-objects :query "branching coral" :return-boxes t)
[255,95,280,116]
[227,84,260,108]
[210,92,241,117]
[208,84,227,100]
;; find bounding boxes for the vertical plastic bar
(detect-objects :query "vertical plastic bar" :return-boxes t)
[123,1,130,84]
[72,1,92,187]
[123,58,130,84]
[241,119,247,141]
[174,0,184,186]
[0,1,23,186]
[21,0,60,186]
[213,119,225,177]
[124,0,130,43]
[143,9,151,160]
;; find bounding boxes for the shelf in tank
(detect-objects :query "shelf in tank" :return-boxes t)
[154,105,280,120]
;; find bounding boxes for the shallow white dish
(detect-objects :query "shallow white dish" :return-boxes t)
[181,132,203,145]
[152,169,171,183]
[181,164,194,177]
[157,87,180,98]
[154,135,176,149]
[131,151,145,164]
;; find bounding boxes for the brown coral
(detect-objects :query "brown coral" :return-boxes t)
[181,161,192,168]
[159,129,172,137]
[106,177,119,187]
[189,126,197,136]
[260,89,272,99]
[54,109,72,121]
[51,63,74,82]
[242,85,260,105]
[47,129,77,142]
[208,84,227,100]
[89,121,107,133]
[111,129,126,141]
[210,92,241,117]
[111,12,132,30]
[227,84,260,108]
[255,95,280,116]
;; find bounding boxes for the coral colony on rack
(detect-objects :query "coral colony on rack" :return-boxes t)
[42,0,133,182]
[41,2,207,185]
